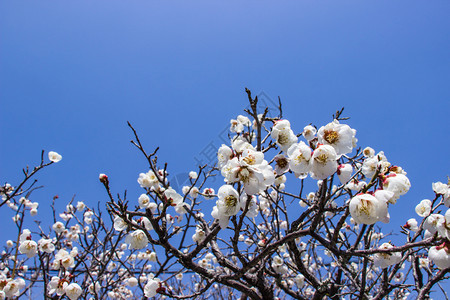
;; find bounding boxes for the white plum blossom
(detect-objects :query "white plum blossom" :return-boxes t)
[64,283,82,300]
[222,149,274,195]
[52,221,65,233]
[349,193,389,225]
[125,230,148,250]
[287,142,312,179]
[373,243,401,269]
[382,173,411,203]
[428,242,450,269]
[415,199,432,217]
[144,277,161,297]
[217,144,233,168]
[212,185,240,229]
[362,151,390,179]
[138,194,152,209]
[271,120,298,152]
[19,240,38,258]
[137,171,159,189]
[432,181,450,207]
[113,216,127,231]
[302,125,317,141]
[436,209,450,240]
[48,151,62,163]
[3,280,20,298]
[423,214,444,235]
[38,238,55,253]
[337,164,353,184]
[230,115,251,133]
[47,276,67,296]
[363,147,375,157]
[310,144,338,180]
[274,154,290,175]
[317,120,355,157]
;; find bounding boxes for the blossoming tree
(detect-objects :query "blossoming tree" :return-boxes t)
[1,89,449,299]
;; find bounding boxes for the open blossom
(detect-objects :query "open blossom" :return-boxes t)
[287,141,312,179]
[48,151,62,163]
[382,173,410,203]
[38,238,55,253]
[65,283,82,300]
[212,185,240,229]
[52,221,65,234]
[230,115,251,133]
[428,242,450,269]
[432,181,450,207]
[217,144,233,168]
[222,149,274,195]
[47,276,67,296]
[138,194,152,209]
[19,240,38,258]
[310,144,338,180]
[415,199,432,217]
[137,171,159,189]
[362,151,390,179]
[125,230,148,250]
[373,243,402,269]
[3,280,20,298]
[423,214,444,235]
[113,216,127,231]
[271,120,298,152]
[274,154,290,175]
[317,120,355,158]
[436,209,450,240]
[349,193,389,225]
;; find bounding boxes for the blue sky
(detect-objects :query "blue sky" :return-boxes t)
[0,0,449,285]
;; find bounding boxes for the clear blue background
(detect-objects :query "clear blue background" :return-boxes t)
[1,0,449,293]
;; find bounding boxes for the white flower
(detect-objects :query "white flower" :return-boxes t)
[3,280,20,298]
[222,149,274,195]
[373,243,402,269]
[189,171,198,179]
[287,142,312,179]
[363,147,375,157]
[337,164,353,184]
[415,199,432,217]
[317,120,355,157]
[65,283,82,300]
[163,187,183,207]
[382,173,411,203]
[47,276,66,295]
[302,125,316,141]
[211,185,240,229]
[362,151,390,179]
[19,240,38,258]
[217,144,233,169]
[428,242,450,269]
[432,181,448,195]
[48,151,62,163]
[436,209,450,240]
[310,144,338,180]
[137,171,159,189]
[76,201,85,211]
[113,216,127,231]
[423,213,444,234]
[240,194,259,218]
[271,120,298,152]
[274,154,290,175]
[349,193,389,225]
[38,238,55,253]
[192,226,206,244]
[125,230,148,250]
[138,194,151,209]
[144,278,161,297]
[202,188,215,199]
